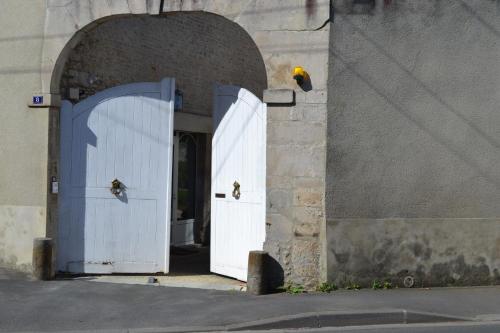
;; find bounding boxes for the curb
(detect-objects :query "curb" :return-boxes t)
[225,309,470,331]
[7,309,475,333]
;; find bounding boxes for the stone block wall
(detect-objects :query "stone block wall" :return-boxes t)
[265,87,329,288]
[251,17,330,289]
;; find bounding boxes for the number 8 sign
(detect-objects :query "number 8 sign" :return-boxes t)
[33,96,43,105]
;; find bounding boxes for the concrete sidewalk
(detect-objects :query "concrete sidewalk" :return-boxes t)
[1,271,500,332]
[74,273,247,292]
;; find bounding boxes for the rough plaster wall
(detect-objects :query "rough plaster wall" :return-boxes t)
[0,206,46,271]
[328,218,500,287]
[60,13,267,116]
[39,0,331,288]
[0,0,47,272]
[327,0,500,286]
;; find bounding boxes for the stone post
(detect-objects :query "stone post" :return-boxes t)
[32,238,54,280]
[247,250,268,295]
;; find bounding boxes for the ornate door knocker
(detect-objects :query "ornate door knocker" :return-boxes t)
[110,178,123,196]
[232,181,241,199]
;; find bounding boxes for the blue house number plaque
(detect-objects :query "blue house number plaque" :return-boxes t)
[33,96,43,105]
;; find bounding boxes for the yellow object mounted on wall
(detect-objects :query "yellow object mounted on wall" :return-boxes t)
[293,66,309,86]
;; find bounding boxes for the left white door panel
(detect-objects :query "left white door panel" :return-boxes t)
[58,79,175,274]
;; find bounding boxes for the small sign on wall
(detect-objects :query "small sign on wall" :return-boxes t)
[28,93,61,108]
[51,176,58,194]
[33,95,44,105]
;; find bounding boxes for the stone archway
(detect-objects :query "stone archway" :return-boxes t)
[43,0,331,289]
[48,9,268,277]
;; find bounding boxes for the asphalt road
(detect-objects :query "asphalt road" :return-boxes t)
[1,268,500,332]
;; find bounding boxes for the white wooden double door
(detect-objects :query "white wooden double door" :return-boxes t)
[58,79,266,281]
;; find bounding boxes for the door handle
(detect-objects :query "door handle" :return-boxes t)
[232,181,240,199]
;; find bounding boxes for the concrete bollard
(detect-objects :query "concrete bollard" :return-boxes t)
[32,238,54,280]
[247,250,268,295]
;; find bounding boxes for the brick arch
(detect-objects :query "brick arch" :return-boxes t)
[44,1,267,94]
[54,12,267,115]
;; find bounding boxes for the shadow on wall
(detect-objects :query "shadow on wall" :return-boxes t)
[266,255,285,291]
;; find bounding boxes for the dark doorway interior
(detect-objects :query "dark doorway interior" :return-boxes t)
[170,131,211,275]
[169,245,210,275]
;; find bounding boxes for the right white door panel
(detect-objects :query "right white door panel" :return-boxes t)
[211,85,266,281]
